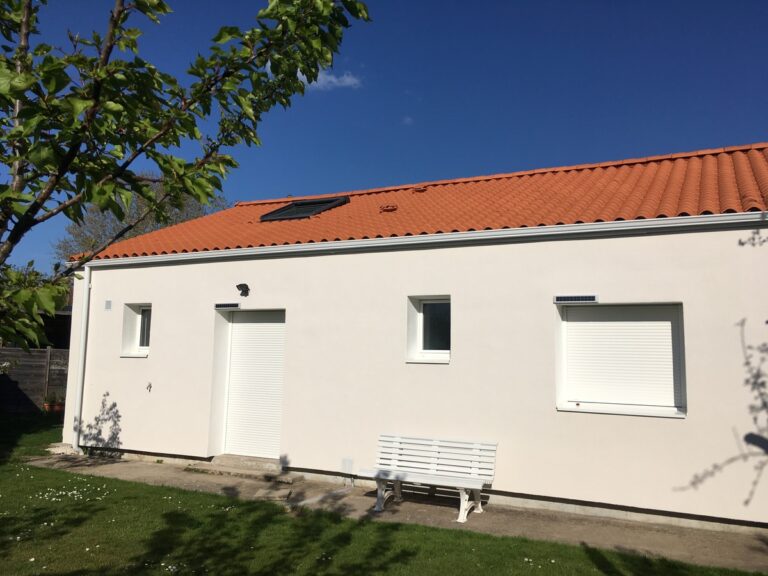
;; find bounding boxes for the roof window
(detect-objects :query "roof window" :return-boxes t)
[260,196,349,222]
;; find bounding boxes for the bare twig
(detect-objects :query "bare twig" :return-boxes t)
[676,319,768,506]
[53,190,172,279]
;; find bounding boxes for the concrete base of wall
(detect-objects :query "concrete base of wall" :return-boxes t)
[483,492,763,535]
[50,444,764,534]
[289,467,767,535]
[55,443,209,467]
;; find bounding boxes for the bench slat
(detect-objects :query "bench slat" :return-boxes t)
[380,432,496,443]
[377,446,496,464]
[364,434,497,493]
[379,446,495,458]
[380,435,497,450]
[360,468,487,490]
[378,437,496,449]
[376,461,493,478]
[378,461,493,472]
[377,466,493,484]
[376,458,495,473]
[363,434,497,523]
[379,448,496,464]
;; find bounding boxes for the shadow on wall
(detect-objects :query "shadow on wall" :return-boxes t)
[738,212,768,248]
[675,319,768,506]
[675,227,768,506]
[73,392,122,456]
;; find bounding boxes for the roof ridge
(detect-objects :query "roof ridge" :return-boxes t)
[233,141,768,207]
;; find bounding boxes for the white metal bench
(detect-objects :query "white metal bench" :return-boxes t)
[359,434,497,523]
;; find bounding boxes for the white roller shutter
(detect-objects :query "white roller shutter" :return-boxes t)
[225,310,285,458]
[562,305,684,410]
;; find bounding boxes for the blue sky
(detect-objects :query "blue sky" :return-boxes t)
[10,0,768,271]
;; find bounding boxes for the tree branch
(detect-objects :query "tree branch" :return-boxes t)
[1,1,335,268]
[11,0,32,192]
[54,191,174,279]
[100,61,251,186]
[31,190,85,225]
[0,0,125,264]
[35,134,229,227]
[0,0,32,238]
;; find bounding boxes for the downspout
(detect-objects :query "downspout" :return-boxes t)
[71,265,92,454]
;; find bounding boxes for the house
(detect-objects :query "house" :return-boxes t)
[62,143,768,525]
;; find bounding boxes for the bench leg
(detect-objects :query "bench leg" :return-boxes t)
[374,479,390,512]
[472,489,483,514]
[393,480,403,503]
[456,488,475,523]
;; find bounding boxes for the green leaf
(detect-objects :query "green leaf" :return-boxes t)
[33,43,53,56]
[34,288,56,316]
[10,72,36,93]
[66,97,94,119]
[212,26,240,44]
[103,101,124,112]
[0,67,35,95]
[28,145,57,169]
[11,288,32,306]
[0,66,12,95]
[42,67,70,94]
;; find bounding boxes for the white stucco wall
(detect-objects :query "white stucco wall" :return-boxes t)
[63,228,768,522]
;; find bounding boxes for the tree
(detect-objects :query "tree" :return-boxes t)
[0,0,370,346]
[53,184,228,264]
[0,262,58,346]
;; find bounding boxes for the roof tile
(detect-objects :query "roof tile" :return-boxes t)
[656,158,687,218]
[717,152,742,213]
[94,142,768,260]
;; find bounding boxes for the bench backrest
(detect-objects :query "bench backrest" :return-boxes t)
[377,434,497,484]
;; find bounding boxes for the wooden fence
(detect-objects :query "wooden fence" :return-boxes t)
[0,348,69,413]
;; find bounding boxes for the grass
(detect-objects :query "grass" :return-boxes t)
[0,415,757,575]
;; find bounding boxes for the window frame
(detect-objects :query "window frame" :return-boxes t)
[121,303,152,358]
[260,196,349,221]
[555,303,687,419]
[407,296,451,364]
[137,306,152,352]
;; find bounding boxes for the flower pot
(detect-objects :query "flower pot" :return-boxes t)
[43,402,65,414]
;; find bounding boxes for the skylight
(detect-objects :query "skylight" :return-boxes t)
[260,196,350,222]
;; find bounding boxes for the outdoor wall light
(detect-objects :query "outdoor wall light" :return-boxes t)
[236,283,250,297]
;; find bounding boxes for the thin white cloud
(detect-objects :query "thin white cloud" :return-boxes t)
[307,70,361,91]
[401,115,414,126]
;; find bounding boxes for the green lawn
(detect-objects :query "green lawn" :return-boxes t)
[0,416,755,575]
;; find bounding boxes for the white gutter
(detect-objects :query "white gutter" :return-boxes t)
[85,212,766,268]
[71,265,92,454]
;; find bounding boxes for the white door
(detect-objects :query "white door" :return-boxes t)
[225,310,285,458]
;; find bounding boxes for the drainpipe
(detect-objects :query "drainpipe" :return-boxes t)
[71,265,92,454]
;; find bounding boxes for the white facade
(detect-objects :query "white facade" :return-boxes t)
[63,224,768,523]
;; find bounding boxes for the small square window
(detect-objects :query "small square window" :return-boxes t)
[407,296,451,363]
[121,304,152,357]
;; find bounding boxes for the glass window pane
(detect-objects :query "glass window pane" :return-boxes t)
[139,308,151,348]
[422,302,450,351]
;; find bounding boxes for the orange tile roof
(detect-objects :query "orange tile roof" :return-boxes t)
[96,142,768,260]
